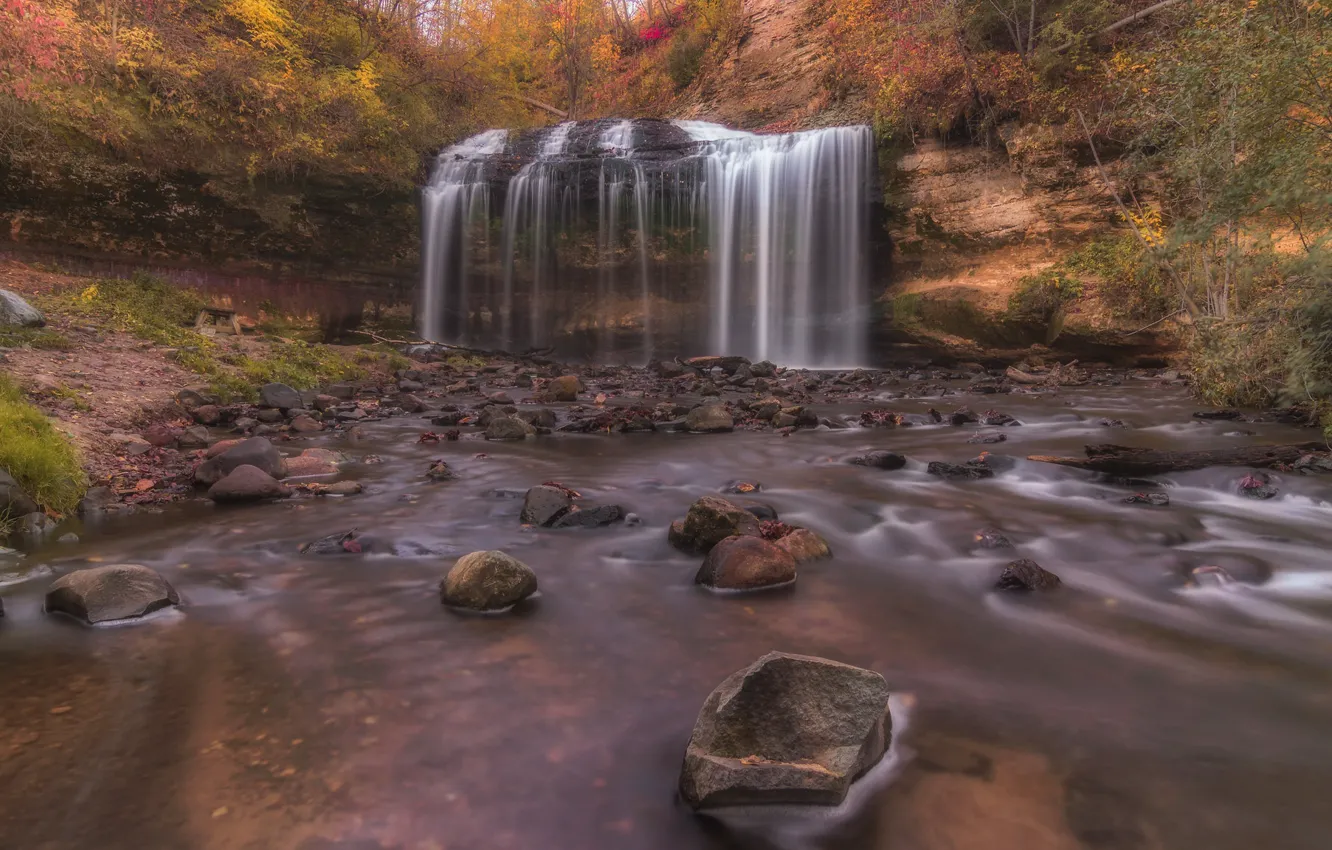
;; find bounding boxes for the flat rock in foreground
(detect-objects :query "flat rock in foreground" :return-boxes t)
[45,564,180,624]
[680,652,892,809]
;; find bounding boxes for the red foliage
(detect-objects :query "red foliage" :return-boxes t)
[1,0,66,100]
[639,25,667,42]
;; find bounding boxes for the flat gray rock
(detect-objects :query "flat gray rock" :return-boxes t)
[0,290,45,328]
[45,564,180,624]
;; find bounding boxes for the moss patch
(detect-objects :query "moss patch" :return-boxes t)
[0,373,87,517]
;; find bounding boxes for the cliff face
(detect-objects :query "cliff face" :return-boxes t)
[0,152,420,285]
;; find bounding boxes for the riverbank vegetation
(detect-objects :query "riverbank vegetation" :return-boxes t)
[0,372,86,519]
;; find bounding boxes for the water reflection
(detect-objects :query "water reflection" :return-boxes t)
[3,383,1332,849]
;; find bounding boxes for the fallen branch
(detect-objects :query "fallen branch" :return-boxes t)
[1054,0,1191,53]
[1027,442,1325,476]
[506,93,569,119]
[1122,309,1186,337]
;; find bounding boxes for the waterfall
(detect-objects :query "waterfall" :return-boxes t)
[420,119,875,366]
[420,129,508,343]
[675,121,872,367]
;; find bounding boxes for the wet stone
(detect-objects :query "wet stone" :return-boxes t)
[973,527,1014,550]
[520,485,574,527]
[679,652,891,808]
[299,530,362,555]
[551,505,626,528]
[44,564,180,624]
[848,451,907,471]
[1124,492,1170,507]
[927,460,996,480]
[995,559,1062,592]
[695,536,797,591]
[440,550,538,612]
[259,382,302,410]
[669,495,762,554]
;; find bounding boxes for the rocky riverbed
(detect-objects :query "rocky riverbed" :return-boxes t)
[4,348,1332,849]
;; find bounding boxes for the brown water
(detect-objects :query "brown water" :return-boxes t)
[4,381,1332,850]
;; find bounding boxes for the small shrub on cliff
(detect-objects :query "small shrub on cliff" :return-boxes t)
[64,274,207,347]
[1065,235,1173,322]
[1007,269,1083,322]
[0,373,86,517]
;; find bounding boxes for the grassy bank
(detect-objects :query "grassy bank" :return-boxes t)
[0,372,86,519]
[45,274,369,401]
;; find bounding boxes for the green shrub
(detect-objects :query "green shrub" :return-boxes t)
[0,373,87,517]
[667,29,710,91]
[60,273,207,347]
[1007,268,1084,321]
[1065,235,1174,321]
[240,341,364,390]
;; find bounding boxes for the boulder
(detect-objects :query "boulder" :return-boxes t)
[774,528,832,563]
[486,416,535,441]
[973,527,1014,550]
[848,451,907,471]
[669,495,762,554]
[174,388,212,410]
[259,382,302,410]
[520,485,573,526]
[751,397,783,420]
[44,564,180,624]
[927,460,996,480]
[0,289,45,328]
[538,375,582,402]
[994,558,1062,591]
[685,404,734,433]
[0,468,39,518]
[440,550,538,612]
[695,536,797,590]
[207,465,289,503]
[679,652,892,809]
[194,437,288,485]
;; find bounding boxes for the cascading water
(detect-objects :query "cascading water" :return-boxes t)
[674,121,872,366]
[419,129,508,344]
[419,119,876,366]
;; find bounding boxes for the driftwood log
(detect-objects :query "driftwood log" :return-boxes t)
[1027,443,1326,476]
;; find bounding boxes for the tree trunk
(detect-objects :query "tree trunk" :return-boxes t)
[1027,443,1327,476]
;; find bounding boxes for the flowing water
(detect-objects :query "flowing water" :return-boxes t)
[418,120,874,366]
[4,379,1332,849]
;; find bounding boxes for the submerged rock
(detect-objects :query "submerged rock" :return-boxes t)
[695,536,797,590]
[669,495,762,554]
[994,558,1062,591]
[1124,492,1170,507]
[299,530,362,555]
[848,451,907,471]
[973,527,1014,550]
[679,652,892,809]
[45,564,180,624]
[207,465,289,503]
[440,550,538,611]
[927,459,996,480]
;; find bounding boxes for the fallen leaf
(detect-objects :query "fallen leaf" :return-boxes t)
[211,807,229,819]
[49,706,72,715]
[135,479,155,492]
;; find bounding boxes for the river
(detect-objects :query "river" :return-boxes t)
[3,377,1332,850]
